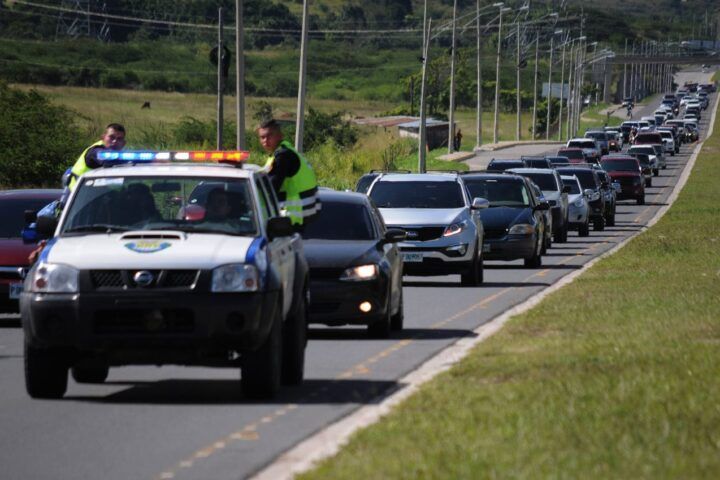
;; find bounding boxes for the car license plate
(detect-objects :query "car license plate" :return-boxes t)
[402,252,423,263]
[482,244,491,253]
[9,283,23,300]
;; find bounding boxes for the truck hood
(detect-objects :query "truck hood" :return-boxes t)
[45,231,255,269]
[379,208,465,227]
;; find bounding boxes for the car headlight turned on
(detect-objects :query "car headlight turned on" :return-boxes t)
[443,221,466,237]
[212,264,259,292]
[340,264,379,281]
[32,263,79,293]
[508,224,535,235]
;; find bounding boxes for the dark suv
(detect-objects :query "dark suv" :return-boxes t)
[556,166,607,231]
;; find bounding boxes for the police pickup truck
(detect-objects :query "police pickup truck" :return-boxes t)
[21,150,309,399]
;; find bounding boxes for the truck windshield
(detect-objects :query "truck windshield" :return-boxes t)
[62,176,257,236]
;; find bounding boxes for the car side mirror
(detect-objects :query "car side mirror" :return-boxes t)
[267,216,294,240]
[471,197,490,210]
[22,224,39,244]
[383,229,406,243]
[535,201,550,211]
[562,185,571,194]
[36,215,58,238]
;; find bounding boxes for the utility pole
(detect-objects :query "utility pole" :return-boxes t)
[622,38,628,99]
[422,0,428,58]
[235,0,245,149]
[531,31,539,140]
[418,19,432,173]
[566,39,574,141]
[217,7,224,150]
[629,40,635,100]
[475,0,483,149]
[546,34,554,140]
[493,6,508,144]
[295,0,310,152]
[515,20,521,141]
[557,37,566,141]
[448,0,458,153]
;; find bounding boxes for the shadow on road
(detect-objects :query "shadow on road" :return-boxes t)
[309,327,476,341]
[0,317,20,328]
[65,378,403,406]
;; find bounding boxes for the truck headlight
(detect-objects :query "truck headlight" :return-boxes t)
[32,263,79,293]
[340,264,378,281]
[508,224,535,235]
[212,264,259,292]
[443,221,466,237]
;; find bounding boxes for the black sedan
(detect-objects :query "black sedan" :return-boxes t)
[461,173,548,268]
[302,189,405,338]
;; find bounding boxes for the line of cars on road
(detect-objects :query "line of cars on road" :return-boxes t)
[3,84,712,400]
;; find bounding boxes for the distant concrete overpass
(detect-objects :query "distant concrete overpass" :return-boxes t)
[608,54,719,65]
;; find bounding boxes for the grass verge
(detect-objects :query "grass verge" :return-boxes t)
[301,106,720,477]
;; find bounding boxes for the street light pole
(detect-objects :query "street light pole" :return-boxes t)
[493,5,509,145]
[515,20,521,141]
[545,34,554,140]
[557,36,566,141]
[448,0,458,153]
[531,31,539,139]
[294,0,310,152]
[475,0,483,149]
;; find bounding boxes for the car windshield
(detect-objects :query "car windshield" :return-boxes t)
[370,181,464,209]
[601,160,638,172]
[0,197,56,238]
[464,179,531,208]
[585,132,606,140]
[303,200,375,240]
[62,176,257,236]
[568,140,595,149]
[559,170,596,189]
[561,178,581,194]
[523,173,558,191]
[629,146,655,155]
[355,174,378,194]
[559,150,584,159]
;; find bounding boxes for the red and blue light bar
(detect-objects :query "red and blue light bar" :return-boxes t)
[97,150,250,164]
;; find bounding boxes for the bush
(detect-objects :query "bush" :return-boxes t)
[302,108,359,151]
[0,82,84,187]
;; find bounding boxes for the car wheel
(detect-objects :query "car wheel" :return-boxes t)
[671,151,675,156]
[390,287,404,332]
[281,285,307,386]
[72,365,109,384]
[662,164,667,170]
[368,309,391,338]
[460,248,483,286]
[654,169,659,177]
[637,196,645,205]
[25,342,68,399]
[555,223,568,243]
[579,221,590,237]
[646,178,652,188]
[606,211,615,227]
[242,304,282,399]
[523,238,542,268]
[593,215,605,231]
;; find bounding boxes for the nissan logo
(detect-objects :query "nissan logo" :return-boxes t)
[133,270,154,287]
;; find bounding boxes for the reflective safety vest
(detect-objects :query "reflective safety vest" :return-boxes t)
[69,140,105,191]
[264,140,319,225]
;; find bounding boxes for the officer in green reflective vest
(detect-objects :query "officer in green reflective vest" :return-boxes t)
[69,123,126,191]
[257,119,319,229]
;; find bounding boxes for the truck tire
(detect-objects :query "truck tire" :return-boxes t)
[281,286,307,386]
[25,342,68,399]
[72,365,109,384]
[242,305,282,399]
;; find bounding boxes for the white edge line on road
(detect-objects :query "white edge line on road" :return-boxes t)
[250,85,720,480]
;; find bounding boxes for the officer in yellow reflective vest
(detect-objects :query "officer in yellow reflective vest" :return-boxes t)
[69,123,126,191]
[257,119,319,229]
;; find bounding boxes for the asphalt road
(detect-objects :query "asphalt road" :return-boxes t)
[0,70,715,480]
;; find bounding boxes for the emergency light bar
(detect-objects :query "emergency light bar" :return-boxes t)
[97,150,250,164]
